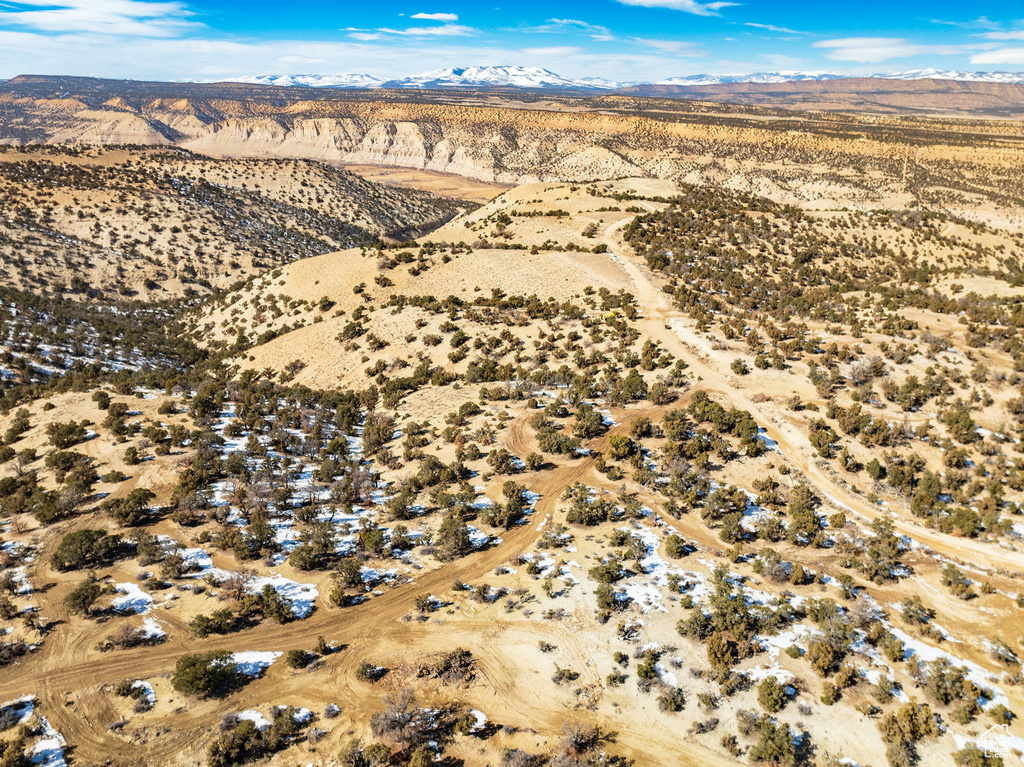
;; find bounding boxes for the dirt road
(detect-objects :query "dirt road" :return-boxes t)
[600,214,1024,577]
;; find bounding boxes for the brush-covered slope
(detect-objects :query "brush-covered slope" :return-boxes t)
[186,179,674,391]
[0,145,469,300]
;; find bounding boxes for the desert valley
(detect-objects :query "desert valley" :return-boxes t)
[0,67,1023,767]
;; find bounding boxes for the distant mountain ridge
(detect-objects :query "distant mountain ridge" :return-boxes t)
[218,66,1024,91]
[4,72,1024,122]
[225,66,622,91]
[656,69,1024,86]
[231,73,386,89]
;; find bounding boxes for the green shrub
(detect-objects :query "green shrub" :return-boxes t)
[46,420,88,449]
[658,687,686,712]
[730,358,749,376]
[757,677,786,713]
[748,716,795,765]
[665,534,688,558]
[171,651,239,697]
[64,580,101,616]
[51,529,124,571]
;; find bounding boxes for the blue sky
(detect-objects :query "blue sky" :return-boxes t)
[1,1,1024,81]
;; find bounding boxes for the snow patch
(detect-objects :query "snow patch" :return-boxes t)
[112,582,153,614]
[237,710,272,730]
[230,651,281,677]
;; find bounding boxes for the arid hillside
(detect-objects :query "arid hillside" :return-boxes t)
[0,145,469,300]
[2,94,1024,767]
[3,172,1024,767]
[3,76,1024,233]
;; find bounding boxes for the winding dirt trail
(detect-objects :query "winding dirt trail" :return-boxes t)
[0,449,615,764]
[1,400,749,767]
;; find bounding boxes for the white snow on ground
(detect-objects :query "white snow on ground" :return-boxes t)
[230,651,281,676]
[140,617,166,639]
[560,561,581,583]
[30,717,67,767]
[757,625,814,658]
[739,491,775,533]
[203,406,429,575]
[861,669,909,702]
[163,540,318,618]
[247,575,318,618]
[471,493,494,510]
[112,582,153,614]
[131,681,156,705]
[620,582,666,613]
[616,526,685,613]
[746,663,795,683]
[0,695,34,723]
[176,546,216,577]
[291,707,312,723]
[757,428,781,452]
[888,627,1010,710]
[237,710,272,730]
[527,553,580,582]
[360,565,399,585]
[468,709,488,732]
[10,567,32,595]
[466,525,493,548]
[655,663,679,688]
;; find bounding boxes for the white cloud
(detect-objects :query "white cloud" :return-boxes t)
[0,0,198,37]
[615,0,738,18]
[545,18,614,41]
[521,46,584,56]
[0,29,715,83]
[410,12,458,22]
[274,55,327,65]
[742,22,803,35]
[971,47,1024,64]
[513,18,614,41]
[813,37,970,63]
[360,24,477,38]
[982,31,1024,41]
[930,16,1003,31]
[631,38,705,56]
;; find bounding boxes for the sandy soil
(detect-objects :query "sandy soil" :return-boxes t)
[342,164,510,204]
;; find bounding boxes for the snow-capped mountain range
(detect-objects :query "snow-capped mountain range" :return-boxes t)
[658,69,1024,86]
[232,73,386,89]
[223,66,1024,92]
[230,67,622,91]
[393,66,621,90]
[656,72,847,86]
[877,69,1024,84]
